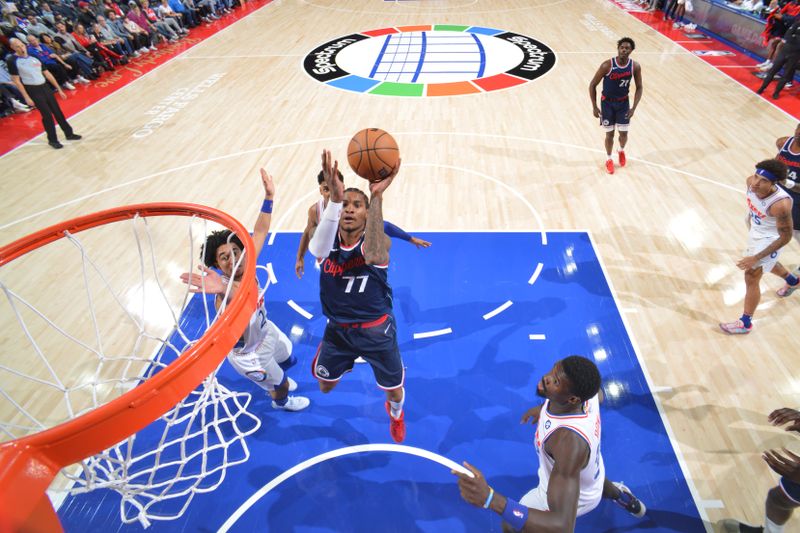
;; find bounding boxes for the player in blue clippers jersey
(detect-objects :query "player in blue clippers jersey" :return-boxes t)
[589,37,643,175]
[308,149,407,443]
[773,123,800,297]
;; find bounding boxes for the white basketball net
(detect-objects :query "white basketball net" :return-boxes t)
[0,213,261,528]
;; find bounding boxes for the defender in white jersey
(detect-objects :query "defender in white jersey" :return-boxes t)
[453,356,645,532]
[720,159,798,335]
[181,168,310,411]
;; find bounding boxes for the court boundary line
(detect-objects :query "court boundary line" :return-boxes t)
[217,443,473,532]
[586,230,712,528]
[0,132,741,233]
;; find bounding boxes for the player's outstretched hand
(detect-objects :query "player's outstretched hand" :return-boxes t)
[369,158,401,197]
[180,265,227,294]
[410,237,431,249]
[763,448,800,484]
[260,168,275,199]
[521,405,542,425]
[451,461,489,508]
[321,149,344,203]
[769,408,800,433]
[295,257,304,279]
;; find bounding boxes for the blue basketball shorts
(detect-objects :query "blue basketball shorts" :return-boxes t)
[312,314,405,390]
[600,99,630,131]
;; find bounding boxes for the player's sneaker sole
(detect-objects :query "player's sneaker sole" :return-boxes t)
[719,320,752,335]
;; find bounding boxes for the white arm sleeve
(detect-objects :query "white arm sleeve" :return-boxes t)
[308,200,342,259]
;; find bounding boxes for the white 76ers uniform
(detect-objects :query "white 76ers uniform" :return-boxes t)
[746,186,792,272]
[225,286,292,391]
[521,395,604,516]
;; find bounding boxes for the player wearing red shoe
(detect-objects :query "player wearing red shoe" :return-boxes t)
[589,37,643,174]
[308,149,407,443]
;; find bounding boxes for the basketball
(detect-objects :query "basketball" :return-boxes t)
[347,128,400,183]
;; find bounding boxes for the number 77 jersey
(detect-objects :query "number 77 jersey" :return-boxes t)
[319,233,394,323]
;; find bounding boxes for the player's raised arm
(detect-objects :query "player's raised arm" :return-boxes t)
[309,150,345,259]
[252,168,275,260]
[364,159,400,265]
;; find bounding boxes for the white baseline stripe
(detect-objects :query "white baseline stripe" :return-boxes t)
[529,334,546,340]
[287,300,312,319]
[218,444,473,532]
[483,300,512,320]
[413,328,453,339]
[528,263,544,285]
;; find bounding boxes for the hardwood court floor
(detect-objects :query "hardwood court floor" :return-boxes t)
[1,0,799,530]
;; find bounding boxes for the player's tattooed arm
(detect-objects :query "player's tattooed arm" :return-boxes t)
[363,194,390,265]
[364,159,401,265]
[755,202,794,260]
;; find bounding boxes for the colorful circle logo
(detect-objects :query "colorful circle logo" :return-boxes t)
[303,25,556,97]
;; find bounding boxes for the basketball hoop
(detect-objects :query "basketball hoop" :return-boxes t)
[0,203,259,531]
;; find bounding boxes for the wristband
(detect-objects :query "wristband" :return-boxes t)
[786,178,797,189]
[261,199,273,213]
[501,498,529,531]
[483,488,494,509]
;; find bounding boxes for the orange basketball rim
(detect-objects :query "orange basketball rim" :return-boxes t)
[0,203,258,533]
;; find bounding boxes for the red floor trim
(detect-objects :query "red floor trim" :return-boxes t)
[611,0,800,119]
[0,0,272,156]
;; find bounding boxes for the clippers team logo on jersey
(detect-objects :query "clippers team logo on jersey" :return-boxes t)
[303,25,556,97]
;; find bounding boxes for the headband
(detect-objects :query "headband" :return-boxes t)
[756,168,780,182]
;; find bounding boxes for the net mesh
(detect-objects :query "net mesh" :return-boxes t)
[0,210,260,528]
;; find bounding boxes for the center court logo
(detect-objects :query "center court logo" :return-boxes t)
[303,25,556,97]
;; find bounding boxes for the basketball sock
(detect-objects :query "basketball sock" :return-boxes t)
[278,354,297,371]
[740,314,753,328]
[273,395,288,406]
[764,517,784,533]
[785,274,799,286]
[389,390,404,419]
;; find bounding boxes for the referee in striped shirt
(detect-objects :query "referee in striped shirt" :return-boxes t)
[7,38,82,149]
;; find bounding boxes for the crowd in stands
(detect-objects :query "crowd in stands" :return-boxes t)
[0,0,244,118]
[634,0,798,26]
